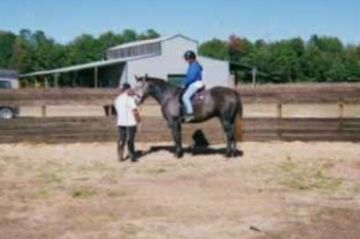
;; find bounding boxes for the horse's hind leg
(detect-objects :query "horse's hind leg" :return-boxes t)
[221,120,235,158]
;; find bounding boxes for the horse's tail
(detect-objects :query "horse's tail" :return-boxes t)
[234,92,243,142]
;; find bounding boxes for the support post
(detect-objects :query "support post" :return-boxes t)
[94,67,98,88]
[54,73,59,88]
[23,79,28,88]
[44,77,49,88]
[277,102,283,139]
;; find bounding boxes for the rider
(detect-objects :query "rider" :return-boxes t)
[182,50,204,122]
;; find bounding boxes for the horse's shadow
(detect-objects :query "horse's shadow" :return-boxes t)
[135,129,243,159]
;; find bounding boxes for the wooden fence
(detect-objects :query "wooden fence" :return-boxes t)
[0,117,359,144]
[0,83,359,143]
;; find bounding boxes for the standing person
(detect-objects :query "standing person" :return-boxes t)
[114,83,141,162]
[181,50,204,122]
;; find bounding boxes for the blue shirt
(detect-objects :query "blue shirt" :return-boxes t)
[183,61,203,88]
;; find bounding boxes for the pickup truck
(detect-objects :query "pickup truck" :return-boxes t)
[0,70,20,119]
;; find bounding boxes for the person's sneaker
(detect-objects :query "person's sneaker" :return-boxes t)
[129,154,137,163]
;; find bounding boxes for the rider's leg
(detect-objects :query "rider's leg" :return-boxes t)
[182,81,203,115]
[182,87,194,115]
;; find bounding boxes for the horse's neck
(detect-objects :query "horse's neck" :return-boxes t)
[150,82,180,105]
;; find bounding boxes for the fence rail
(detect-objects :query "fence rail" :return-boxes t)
[0,117,359,144]
[1,83,360,106]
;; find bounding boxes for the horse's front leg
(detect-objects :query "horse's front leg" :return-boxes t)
[170,121,183,158]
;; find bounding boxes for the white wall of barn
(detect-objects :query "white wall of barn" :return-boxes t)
[198,56,230,88]
[124,36,230,88]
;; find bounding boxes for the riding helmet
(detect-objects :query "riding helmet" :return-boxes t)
[184,50,196,60]
[122,82,131,90]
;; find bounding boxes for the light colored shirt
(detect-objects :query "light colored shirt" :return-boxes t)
[114,93,138,127]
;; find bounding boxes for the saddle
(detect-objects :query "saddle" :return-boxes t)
[180,86,206,116]
[192,85,206,101]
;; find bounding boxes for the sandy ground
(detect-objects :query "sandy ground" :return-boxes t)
[19,103,360,118]
[1,142,360,239]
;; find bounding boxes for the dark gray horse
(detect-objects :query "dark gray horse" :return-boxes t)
[134,75,243,158]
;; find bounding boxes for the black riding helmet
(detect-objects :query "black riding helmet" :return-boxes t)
[184,50,196,61]
[122,82,131,90]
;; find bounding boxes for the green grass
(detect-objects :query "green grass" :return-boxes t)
[275,157,344,195]
[71,188,97,199]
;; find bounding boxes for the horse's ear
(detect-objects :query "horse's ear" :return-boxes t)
[134,74,140,81]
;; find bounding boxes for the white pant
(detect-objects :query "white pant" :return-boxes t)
[182,81,204,114]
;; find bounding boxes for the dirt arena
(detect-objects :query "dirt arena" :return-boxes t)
[1,142,360,239]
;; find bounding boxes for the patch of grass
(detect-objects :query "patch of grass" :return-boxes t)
[145,167,167,175]
[37,171,64,184]
[71,188,97,199]
[77,161,116,174]
[106,189,128,198]
[275,158,344,195]
[34,189,51,199]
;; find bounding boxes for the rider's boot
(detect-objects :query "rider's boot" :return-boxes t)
[183,113,194,123]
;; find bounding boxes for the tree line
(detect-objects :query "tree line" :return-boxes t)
[0,29,160,74]
[1,29,359,83]
[200,35,360,83]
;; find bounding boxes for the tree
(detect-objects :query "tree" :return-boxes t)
[9,29,35,73]
[199,39,229,60]
[228,35,253,62]
[0,31,16,69]
[66,34,102,65]
[138,29,160,40]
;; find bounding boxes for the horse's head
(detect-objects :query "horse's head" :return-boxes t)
[133,74,151,104]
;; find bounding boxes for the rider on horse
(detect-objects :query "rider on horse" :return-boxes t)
[182,50,204,122]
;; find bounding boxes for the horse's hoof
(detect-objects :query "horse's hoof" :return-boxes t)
[225,152,232,158]
[176,152,184,158]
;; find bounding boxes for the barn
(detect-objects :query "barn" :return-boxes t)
[20,34,232,88]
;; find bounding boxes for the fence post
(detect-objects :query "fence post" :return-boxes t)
[277,102,283,138]
[277,102,283,119]
[338,99,344,133]
[41,105,47,118]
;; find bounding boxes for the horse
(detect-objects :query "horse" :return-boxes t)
[133,75,243,158]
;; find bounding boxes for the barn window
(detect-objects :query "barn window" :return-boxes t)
[107,42,161,59]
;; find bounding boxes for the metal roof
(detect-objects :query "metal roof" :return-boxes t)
[108,34,198,51]
[20,54,158,78]
[0,69,18,78]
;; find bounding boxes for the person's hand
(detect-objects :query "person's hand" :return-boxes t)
[127,89,136,96]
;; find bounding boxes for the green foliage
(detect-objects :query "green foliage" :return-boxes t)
[199,34,360,83]
[1,28,359,83]
[198,38,229,60]
[0,31,16,68]
[0,28,160,73]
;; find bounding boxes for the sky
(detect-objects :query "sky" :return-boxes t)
[0,0,359,44]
